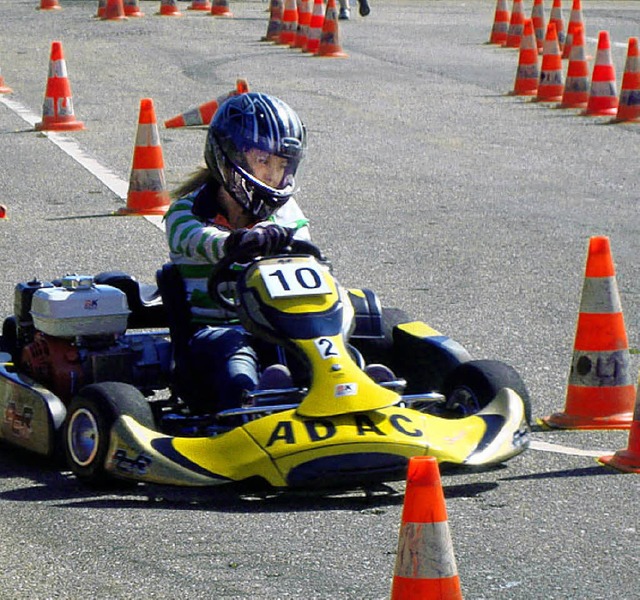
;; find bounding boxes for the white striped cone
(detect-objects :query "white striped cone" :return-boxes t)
[563,0,585,59]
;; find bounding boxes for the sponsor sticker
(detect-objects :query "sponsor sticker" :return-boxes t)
[335,383,357,398]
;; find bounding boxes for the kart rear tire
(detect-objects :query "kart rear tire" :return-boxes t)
[441,359,532,424]
[63,382,154,487]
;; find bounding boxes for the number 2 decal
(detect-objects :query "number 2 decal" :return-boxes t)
[314,337,340,359]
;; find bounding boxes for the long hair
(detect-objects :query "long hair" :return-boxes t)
[170,166,215,200]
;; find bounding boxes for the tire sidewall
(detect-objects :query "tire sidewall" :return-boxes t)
[63,382,153,485]
[442,359,532,423]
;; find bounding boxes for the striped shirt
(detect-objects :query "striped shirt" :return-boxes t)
[164,186,310,324]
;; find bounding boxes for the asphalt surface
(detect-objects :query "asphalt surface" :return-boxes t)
[0,1,639,598]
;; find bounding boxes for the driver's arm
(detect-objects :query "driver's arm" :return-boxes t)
[165,195,229,264]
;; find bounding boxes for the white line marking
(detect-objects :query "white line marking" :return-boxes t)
[0,95,165,232]
[529,440,613,458]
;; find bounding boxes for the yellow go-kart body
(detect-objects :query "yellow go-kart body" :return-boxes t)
[101,255,529,488]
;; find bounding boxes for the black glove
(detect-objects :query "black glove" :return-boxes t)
[224,225,294,258]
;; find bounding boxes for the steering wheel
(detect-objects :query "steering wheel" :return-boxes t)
[207,239,327,311]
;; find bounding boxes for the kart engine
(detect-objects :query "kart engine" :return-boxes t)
[14,276,171,402]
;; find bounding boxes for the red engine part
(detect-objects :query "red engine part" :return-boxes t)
[20,332,85,401]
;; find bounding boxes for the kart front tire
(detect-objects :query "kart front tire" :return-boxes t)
[441,359,532,424]
[63,382,154,487]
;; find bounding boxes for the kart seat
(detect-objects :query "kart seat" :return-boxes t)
[156,263,210,413]
[155,263,192,362]
[93,270,167,329]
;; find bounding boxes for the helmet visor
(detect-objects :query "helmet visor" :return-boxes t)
[241,147,296,191]
[227,139,304,212]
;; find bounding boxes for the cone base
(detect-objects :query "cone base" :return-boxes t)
[277,35,296,46]
[534,94,564,103]
[391,575,463,600]
[116,205,170,216]
[211,9,233,16]
[164,119,187,129]
[124,10,144,17]
[558,99,588,109]
[509,88,538,97]
[35,119,86,132]
[598,451,640,473]
[582,107,618,117]
[488,35,508,45]
[118,191,171,216]
[503,40,522,49]
[538,412,633,430]
[316,50,349,58]
[38,5,62,10]
[0,86,13,94]
[611,111,640,123]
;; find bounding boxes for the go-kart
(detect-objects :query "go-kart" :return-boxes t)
[0,240,530,490]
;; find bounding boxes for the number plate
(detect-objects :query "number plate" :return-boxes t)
[259,262,332,299]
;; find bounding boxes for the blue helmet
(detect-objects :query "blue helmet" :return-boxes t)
[205,92,307,220]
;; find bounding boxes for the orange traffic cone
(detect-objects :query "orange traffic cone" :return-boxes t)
[535,22,564,102]
[510,19,539,96]
[316,0,347,58]
[599,378,640,472]
[35,41,85,132]
[188,0,211,10]
[293,0,312,49]
[503,0,525,49]
[123,0,144,16]
[559,25,590,109]
[38,0,61,10]
[0,205,7,220]
[157,0,183,16]
[488,0,510,46]
[540,236,636,430]
[0,67,12,94]
[613,37,640,123]
[165,100,220,129]
[278,0,298,45]
[117,98,171,216]
[562,0,586,59]
[262,0,284,42]
[164,79,249,128]
[210,0,233,17]
[304,0,325,54]
[549,0,566,52]
[390,456,462,600]
[584,31,618,117]
[96,0,107,18]
[530,0,546,54]
[102,0,127,20]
